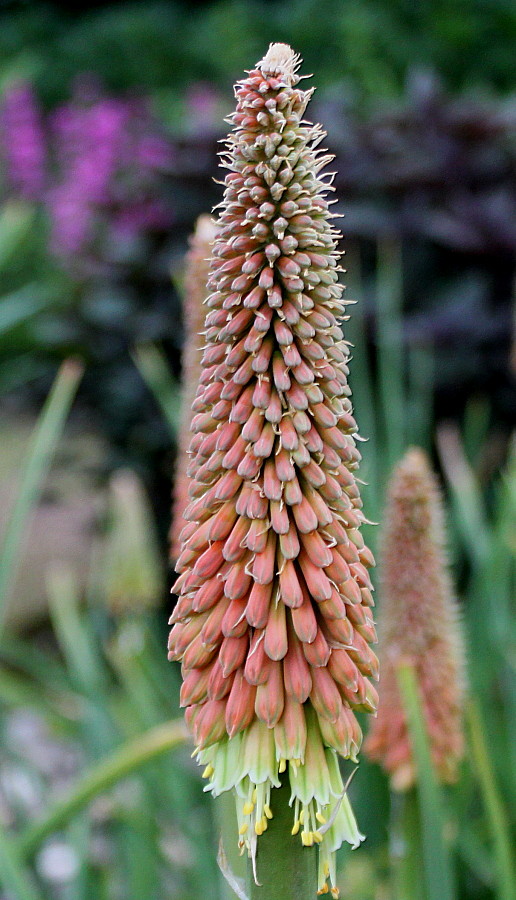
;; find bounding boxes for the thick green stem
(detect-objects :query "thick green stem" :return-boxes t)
[215,793,246,900]
[467,701,516,900]
[397,663,455,900]
[390,790,425,900]
[247,778,317,900]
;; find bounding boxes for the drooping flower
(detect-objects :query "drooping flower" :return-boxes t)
[365,447,465,790]
[168,44,378,897]
[170,215,219,561]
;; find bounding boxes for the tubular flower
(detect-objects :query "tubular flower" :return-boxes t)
[168,44,378,897]
[365,447,465,791]
[170,215,219,560]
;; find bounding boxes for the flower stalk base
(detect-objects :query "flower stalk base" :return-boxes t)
[246,777,317,899]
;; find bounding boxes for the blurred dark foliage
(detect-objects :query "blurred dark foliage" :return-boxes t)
[0,1,515,532]
[1,0,516,106]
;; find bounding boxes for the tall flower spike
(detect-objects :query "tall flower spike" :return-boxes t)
[169,43,378,897]
[170,214,219,561]
[365,447,465,790]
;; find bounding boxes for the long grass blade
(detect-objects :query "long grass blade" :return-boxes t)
[397,662,455,900]
[0,826,45,900]
[0,283,54,338]
[17,719,188,858]
[436,422,491,565]
[376,237,405,469]
[467,701,516,900]
[132,343,181,441]
[46,563,105,694]
[0,359,83,635]
[0,202,34,271]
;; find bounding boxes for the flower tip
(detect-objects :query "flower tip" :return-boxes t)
[257,43,301,80]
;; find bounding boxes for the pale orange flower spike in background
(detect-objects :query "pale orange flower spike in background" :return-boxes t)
[365,447,465,791]
[168,44,378,896]
[170,214,219,561]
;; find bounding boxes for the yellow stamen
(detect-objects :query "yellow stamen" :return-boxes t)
[261,816,268,831]
[316,811,327,824]
[255,820,265,836]
[252,788,258,803]
[301,831,314,846]
[279,758,287,773]
[202,764,214,779]
[243,801,254,815]
[312,831,323,843]
[299,809,305,824]
[264,804,273,819]
[291,819,300,835]
[323,863,330,878]
[239,823,248,835]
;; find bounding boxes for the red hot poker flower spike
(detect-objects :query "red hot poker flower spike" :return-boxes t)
[169,43,378,897]
[170,214,219,561]
[365,447,465,790]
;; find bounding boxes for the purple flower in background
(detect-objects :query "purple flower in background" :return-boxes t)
[1,81,47,200]
[0,74,175,270]
[184,81,226,136]
[44,81,175,267]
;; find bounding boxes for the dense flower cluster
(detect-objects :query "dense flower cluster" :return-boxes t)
[168,44,378,896]
[170,215,219,561]
[365,447,465,789]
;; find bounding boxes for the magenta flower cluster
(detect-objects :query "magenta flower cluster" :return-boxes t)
[0,79,175,268]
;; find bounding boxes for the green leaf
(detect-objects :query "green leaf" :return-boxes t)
[397,663,455,900]
[376,237,405,470]
[46,563,106,695]
[466,701,516,900]
[0,283,54,338]
[0,826,45,900]
[132,343,181,441]
[0,358,83,635]
[17,719,188,859]
[0,202,34,271]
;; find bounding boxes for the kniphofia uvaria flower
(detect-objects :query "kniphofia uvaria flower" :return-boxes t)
[170,214,218,561]
[365,447,465,789]
[169,44,378,896]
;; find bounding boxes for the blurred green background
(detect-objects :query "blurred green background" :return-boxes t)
[0,1,514,899]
